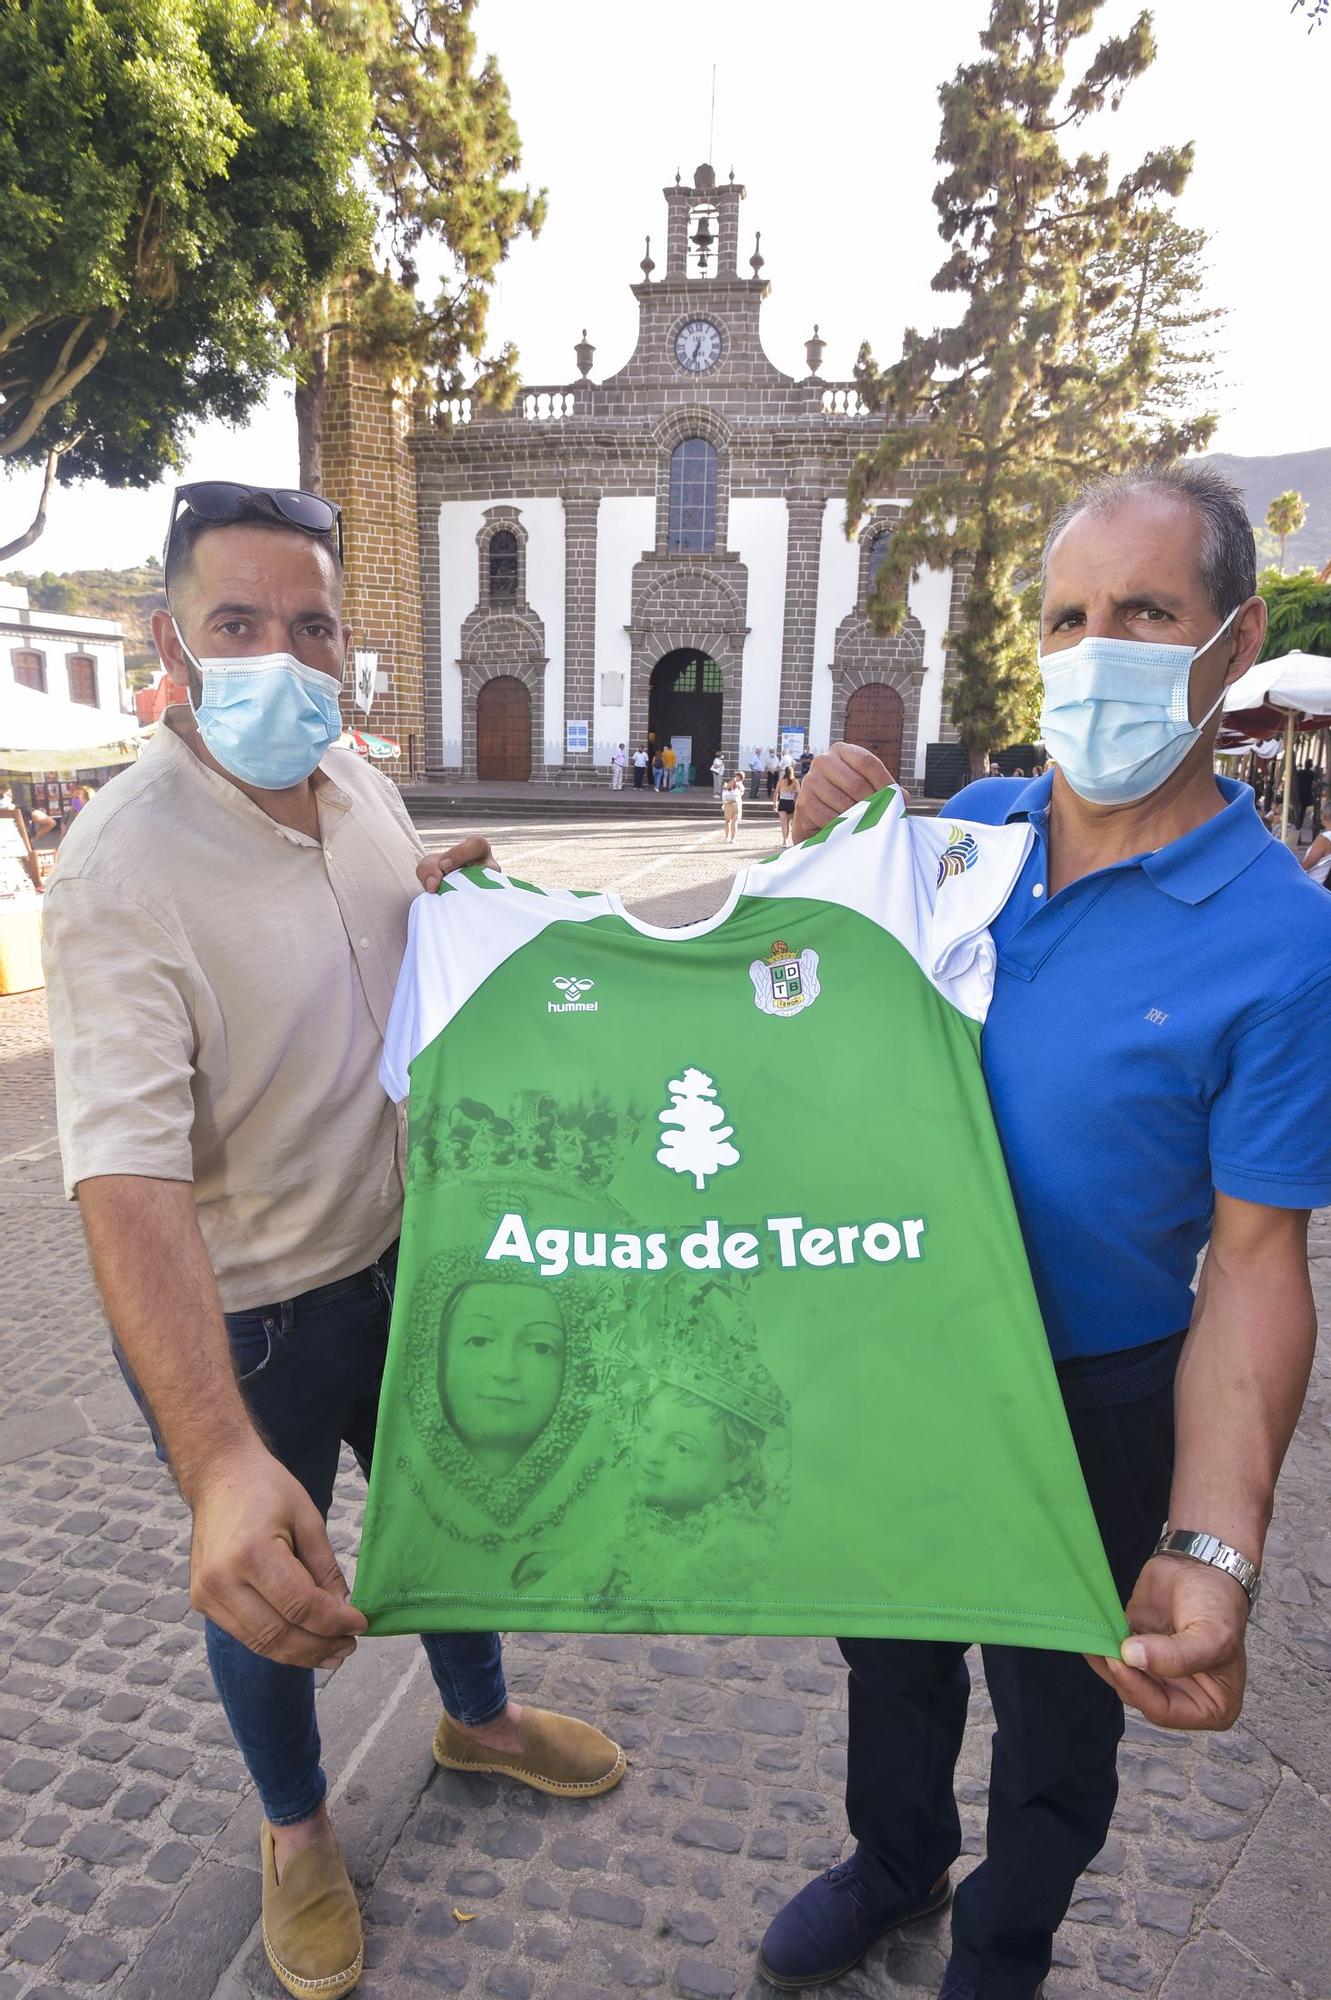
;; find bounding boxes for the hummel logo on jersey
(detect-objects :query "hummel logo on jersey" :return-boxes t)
[549,976,598,1014]
[937,824,980,886]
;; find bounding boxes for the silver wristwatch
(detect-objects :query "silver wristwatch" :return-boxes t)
[1154,1528,1261,1609]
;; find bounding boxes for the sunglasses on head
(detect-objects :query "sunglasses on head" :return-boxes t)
[163,481,345,583]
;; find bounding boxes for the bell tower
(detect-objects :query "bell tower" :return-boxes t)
[603,164,789,391]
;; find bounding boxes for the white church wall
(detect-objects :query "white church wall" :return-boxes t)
[907,558,954,777]
[521,499,567,765]
[809,496,859,754]
[594,496,655,764]
[438,497,566,767]
[729,498,787,763]
[438,501,487,767]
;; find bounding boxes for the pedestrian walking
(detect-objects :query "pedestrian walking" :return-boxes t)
[773,764,800,846]
[764,747,779,799]
[710,750,726,797]
[632,745,649,789]
[761,461,1331,2000]
[721,770,745,844]
[42,480,625,2000]
[610,742,626,791]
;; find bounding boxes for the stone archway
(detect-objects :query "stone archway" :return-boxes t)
[627,562,749,779]
[648,649,724,785]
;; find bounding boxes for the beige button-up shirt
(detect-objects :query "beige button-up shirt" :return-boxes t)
[43,711,422,1311]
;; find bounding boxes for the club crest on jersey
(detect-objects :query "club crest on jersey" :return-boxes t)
[937,824,979,887]
[749,940,821,1019]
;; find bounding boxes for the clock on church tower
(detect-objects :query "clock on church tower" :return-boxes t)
[674,318,723,373]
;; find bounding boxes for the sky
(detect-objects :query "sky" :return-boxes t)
[3,0,1326,578]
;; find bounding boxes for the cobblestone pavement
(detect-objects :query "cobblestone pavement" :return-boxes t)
[2,807,1330,2000]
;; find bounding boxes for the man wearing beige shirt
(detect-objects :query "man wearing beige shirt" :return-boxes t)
[42,482,623,2000]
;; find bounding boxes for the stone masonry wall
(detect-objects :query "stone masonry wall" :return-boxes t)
[323,329,427,780]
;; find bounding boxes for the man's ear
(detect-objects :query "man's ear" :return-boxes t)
[1225,596,1268,685]
[151,608,189,680]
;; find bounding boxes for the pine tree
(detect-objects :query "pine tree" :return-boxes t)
[268,0,545,490]
[656,1070,740,1191]
[848,1,1210,776]
[1265,491,1307,573]
[1084,208,1223,449]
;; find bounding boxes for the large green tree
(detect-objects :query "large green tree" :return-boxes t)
[1258,566,1331,659]
[848,0,1215,775]
[0,0,373,561]
[273,1,546,490]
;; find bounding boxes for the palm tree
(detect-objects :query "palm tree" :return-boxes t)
[1265,490,1307,572]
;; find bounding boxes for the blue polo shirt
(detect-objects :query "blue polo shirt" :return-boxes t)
[949,773,1331,1361]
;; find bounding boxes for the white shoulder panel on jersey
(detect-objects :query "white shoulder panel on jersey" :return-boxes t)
[743,788,1032,1022]
[379,872,612,1101]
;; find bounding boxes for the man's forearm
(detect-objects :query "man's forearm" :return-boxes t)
[1169,1213,1316,1560]
[79,1175,258,1500]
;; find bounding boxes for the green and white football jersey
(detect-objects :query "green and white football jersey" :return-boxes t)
[353,787,1127,1655]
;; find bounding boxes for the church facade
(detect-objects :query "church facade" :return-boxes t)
[324,166,965,787]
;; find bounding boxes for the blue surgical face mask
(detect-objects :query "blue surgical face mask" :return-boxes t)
[1037,605,1241,806]
[175,626,343,789]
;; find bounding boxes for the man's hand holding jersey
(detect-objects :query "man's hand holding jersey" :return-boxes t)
[793,743,898,841]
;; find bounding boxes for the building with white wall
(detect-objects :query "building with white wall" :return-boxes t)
[404,165,964,786]
[0,581,129,728]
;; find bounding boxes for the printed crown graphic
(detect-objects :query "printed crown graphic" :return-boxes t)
[639,1275,788,1435]
[420,1089,636,1194]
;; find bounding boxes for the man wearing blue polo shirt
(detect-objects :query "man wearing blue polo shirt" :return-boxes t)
[758,463,1331,2000]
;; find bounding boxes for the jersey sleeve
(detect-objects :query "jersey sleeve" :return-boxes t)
[379,870,611,1102]
[1209,971,1331,1208]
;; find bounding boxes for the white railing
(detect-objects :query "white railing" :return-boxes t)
[820,385,867,416]
[521,388,578,421]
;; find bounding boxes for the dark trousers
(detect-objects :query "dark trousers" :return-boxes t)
[840,1335,1180,2000]
[633,765,645,788]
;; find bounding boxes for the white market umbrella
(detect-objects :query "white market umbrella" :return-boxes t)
[0,680,145,775]
[1223,651,1331,842]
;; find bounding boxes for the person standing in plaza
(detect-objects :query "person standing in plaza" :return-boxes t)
[749,747,764,794]
[764,745,779,798]
[610,741,626,790]
[772,762,800,846]
[651,747,665,791]
[720,768,745,844]
[759,463,1331,2000]
[41,483,625,2000]
[632,744,649,789]
[662,740,678,791]
[710,749,726,797]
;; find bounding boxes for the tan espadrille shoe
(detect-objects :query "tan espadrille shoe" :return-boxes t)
[260,1822,363,2000]
[432,1705,626,1798]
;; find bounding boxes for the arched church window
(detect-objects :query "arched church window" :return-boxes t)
[488,529,519,601]
[866,529,892,595]
[668,439,717,554]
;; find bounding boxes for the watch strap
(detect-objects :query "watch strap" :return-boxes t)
[1154,1528,1261,1608]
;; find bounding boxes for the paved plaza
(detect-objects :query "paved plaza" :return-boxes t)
[2,804,1330,2000]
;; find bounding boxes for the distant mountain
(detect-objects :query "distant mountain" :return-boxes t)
[1203,446,1331,574]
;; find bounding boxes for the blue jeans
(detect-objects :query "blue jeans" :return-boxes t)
[117,1241,507,1826]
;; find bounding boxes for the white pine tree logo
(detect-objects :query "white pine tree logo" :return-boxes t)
[655,1068,741,1189]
